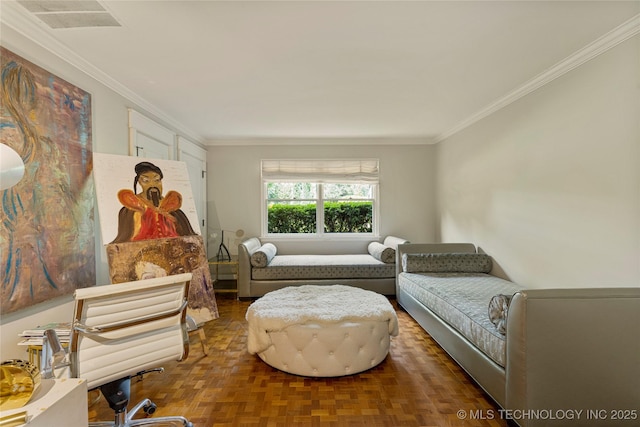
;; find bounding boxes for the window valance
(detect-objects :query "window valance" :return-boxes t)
[261,159,379,183]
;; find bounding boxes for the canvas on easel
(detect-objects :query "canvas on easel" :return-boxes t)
[93,153,217,324]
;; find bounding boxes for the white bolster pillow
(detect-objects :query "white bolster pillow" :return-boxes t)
[250,243,278,268]
[383,235,409,249]
[368,242,395,264]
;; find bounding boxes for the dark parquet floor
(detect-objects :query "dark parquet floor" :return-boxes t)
[88,290,506,427]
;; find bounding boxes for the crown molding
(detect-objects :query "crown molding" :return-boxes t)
[3,1,637,147]
[0,0,203,144]
[205,136,434,146]
[435,13,640,143]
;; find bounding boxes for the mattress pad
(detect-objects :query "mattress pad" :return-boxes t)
[398,272,521,366]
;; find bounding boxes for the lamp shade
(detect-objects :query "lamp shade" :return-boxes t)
[0,144,25,190]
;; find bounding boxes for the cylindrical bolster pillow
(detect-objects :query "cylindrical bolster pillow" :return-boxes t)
[250,243,278,268]
[402,252,492,273]
[383,235,409,249]
[368,242,395,263]
[488,294,513,335]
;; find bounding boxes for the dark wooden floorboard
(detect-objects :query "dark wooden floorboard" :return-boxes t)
[89,292,505,426]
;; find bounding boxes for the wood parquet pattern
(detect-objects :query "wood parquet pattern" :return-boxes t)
[88,293,506,427]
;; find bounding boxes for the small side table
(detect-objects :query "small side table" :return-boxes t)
[209,256,239,295]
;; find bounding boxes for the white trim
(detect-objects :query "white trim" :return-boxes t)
[262,181,378,237]
[0,0,203,144]
[435,13,640,143]
[206,137,433,146]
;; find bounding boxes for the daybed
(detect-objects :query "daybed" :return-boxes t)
[396,243,640,427]
[238,236,408,299]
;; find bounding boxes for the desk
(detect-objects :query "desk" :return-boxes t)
[209,257,238,295]
[0,379,87,427]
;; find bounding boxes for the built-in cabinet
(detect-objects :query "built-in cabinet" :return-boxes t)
[128,109,208,237]
[177,136,207,236]
[128,109,176,160]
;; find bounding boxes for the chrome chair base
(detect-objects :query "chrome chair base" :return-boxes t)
[89,371,193,427]
[89,396,193,427]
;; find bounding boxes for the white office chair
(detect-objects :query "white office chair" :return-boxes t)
[42,273,194,427]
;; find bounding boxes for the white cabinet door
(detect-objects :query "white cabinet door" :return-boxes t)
[129,109,176,160]
[177,136,207,237]
[128,110,206,239]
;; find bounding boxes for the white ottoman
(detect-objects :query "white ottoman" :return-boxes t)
[246,285,399,377]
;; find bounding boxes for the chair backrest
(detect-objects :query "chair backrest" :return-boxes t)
[69,273,192,390]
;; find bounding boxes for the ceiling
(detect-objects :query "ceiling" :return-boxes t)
[2,1,639,145]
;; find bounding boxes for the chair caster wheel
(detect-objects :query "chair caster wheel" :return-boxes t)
[143,402,157,415]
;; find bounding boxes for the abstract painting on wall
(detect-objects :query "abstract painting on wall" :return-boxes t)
[93,153,218,324]
[0,47,95,314]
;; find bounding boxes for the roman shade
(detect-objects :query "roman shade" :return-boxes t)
[261,159,379,183]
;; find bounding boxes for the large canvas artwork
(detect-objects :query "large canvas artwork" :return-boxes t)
[106,235,216,324]
[93,153,218,324]
[93,153,200,244]
[0,47,95,313]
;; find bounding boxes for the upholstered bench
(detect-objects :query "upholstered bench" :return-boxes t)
[246,285,399,377]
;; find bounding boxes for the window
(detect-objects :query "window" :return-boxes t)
[262,159,379,237]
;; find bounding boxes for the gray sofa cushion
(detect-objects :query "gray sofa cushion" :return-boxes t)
[250,243,278,268]
[251,254,395,280]
[402,253,492,274]
[367,242,395,263]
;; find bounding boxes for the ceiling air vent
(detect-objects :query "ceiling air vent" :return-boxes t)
[17,0,121,29]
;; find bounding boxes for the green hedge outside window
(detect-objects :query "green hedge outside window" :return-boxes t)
[268,201,372,233]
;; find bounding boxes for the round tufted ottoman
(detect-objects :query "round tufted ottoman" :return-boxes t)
[246,285,399,377]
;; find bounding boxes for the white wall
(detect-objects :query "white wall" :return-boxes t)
[0,26,437,359]
[436,35,640,289]
[207,143,437,254]
[0,25,436,359]
[0,26,187,359]
[4,21,636,363]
